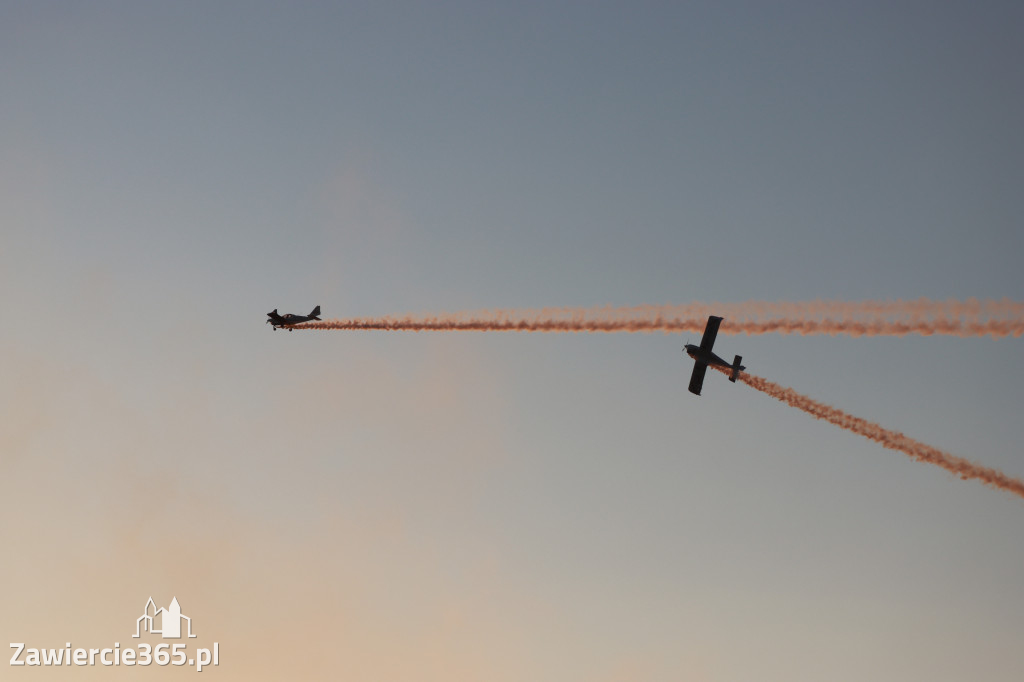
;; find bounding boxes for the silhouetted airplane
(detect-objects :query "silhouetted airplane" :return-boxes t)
[684,316,745,395]
[267,305,321,331]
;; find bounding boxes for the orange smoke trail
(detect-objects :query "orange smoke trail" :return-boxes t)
[721,367,1024,500]
[295,298,1024,338]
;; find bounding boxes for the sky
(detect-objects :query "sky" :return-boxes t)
[1,2,1022,680]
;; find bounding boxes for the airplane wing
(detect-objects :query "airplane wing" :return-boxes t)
[699,316,722,351]
[688,361,708,395]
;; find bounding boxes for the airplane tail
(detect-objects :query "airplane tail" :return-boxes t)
[730,355,744,382]
[309,305,321,320]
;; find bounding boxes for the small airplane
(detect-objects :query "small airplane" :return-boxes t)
[266,305,321,331]
[684,315,745,396]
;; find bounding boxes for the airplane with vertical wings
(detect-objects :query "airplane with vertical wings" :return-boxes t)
[684,316,745,395]
[266,305,321,330]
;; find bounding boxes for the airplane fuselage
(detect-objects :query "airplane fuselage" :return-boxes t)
[269,314,314,330]
[684,344,733,371]
[272,314,313,326]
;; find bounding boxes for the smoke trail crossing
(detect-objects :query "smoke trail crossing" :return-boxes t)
[293,297,1024,498]
[296,298,1024,338]
[716,366,1024,500]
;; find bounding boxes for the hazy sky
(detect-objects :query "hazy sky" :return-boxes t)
[2,2,1022,680]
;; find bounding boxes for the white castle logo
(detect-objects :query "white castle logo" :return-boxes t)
[133,597,196,639]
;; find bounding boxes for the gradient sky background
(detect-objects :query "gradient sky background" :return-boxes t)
[2,2,1023,680]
